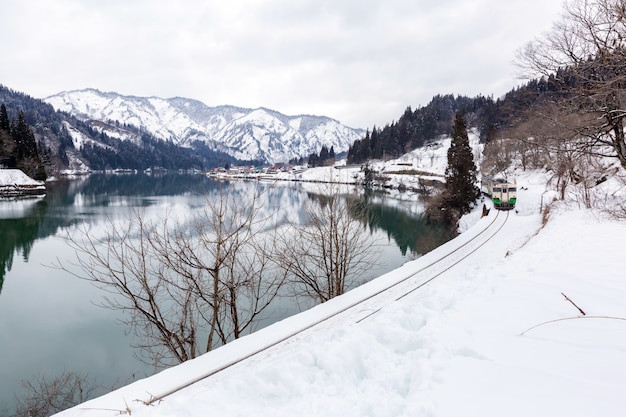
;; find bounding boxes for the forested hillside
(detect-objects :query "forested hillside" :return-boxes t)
[345,84,574,166]
[0,103,46,180]
[0,85,243,175]
[4,31,626,183]
[346,94,497,163]
[348,63,625,208]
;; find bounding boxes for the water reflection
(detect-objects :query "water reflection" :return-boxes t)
[0,173,453,414]
[0,175,454,303]
[0,198,48,292]
[306,188,456,257]
[362,196,456,256]
[0,174,217,291]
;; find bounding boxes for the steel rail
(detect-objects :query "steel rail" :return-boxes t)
[139,209,509,406]
[356,210,509,322]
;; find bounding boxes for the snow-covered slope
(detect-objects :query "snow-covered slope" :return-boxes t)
[0,169,46,196]
[44,89,363,164]
[50,167,626,417]
[47,130,626,417]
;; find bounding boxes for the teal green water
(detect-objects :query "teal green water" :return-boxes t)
[0,174,453,414]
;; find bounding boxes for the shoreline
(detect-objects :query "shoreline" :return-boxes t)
[0,169,46,198]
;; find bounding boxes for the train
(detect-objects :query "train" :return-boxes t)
[481,177,517,210]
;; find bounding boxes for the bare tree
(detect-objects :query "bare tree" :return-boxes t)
[497,101,611,204]
[12,372,97,417]
[276,183,381,303]
[516,0,626,169]
[57,183,286,367]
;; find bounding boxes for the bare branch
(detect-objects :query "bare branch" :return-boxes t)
[276,183,381,303]
[54,182,286,368]
[515,0,626,169]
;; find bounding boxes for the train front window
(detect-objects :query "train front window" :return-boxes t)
[508,187,516,192]
[493,187,501,193]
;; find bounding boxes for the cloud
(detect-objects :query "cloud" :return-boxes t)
[0,0,563,128]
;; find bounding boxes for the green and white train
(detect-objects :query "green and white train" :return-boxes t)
[482,177,517,210]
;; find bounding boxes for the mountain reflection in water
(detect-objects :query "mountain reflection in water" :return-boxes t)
[0,173,454,414]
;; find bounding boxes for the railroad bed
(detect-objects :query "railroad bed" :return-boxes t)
[56,209,518,417]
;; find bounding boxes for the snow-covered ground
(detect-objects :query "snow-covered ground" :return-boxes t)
[218,133,477,196]
[47,145,626,416]
[0,169,44,188]
[0,168,46,197]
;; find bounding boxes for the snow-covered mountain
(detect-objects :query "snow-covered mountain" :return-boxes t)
[44,89,363,164]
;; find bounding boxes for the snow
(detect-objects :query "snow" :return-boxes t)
[47,145,626,416]
[233,132,475,198]
[0,168,46,197]
[0,169,43,187]
[62,120,115,152]
[44,89,363,164]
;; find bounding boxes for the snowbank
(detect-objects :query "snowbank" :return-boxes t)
[0,169,45,197]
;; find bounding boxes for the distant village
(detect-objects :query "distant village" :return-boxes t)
[207,163,310,181]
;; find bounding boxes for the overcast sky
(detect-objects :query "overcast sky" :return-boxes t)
[1,0,564,128]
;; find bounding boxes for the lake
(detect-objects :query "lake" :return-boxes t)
[0,173,454,414]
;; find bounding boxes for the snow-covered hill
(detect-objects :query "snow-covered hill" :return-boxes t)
[45,89,363,164]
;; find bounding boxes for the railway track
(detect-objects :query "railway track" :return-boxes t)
[355,209,509,322]
[85,209,510,412]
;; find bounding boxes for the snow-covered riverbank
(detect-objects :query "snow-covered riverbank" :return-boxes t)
[0,169,45,197]
[52,167,626,417]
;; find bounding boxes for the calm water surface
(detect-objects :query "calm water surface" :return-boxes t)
[0,173,453,413]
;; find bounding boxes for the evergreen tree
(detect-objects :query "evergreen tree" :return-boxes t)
[0,104,10,132]
[443,111,480,215]
[10,111,47,180]
[369,127,380,158]
[14,112,37,160]
[346,138,361,164]
[0,104,15,166]
[308,152,319,167]
[319,145,329,165]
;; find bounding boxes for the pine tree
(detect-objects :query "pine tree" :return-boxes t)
[0,104,15,166]
[13,111,38,161]
[319,145,329,165]
[308,152,319,167]
[0,104,10,132]
[443,111,480,215]
[369,127,380,158]
[11,111,47,180]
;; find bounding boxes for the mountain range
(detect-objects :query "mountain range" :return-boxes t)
[2,83,505,175]
[44,89,364,165]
